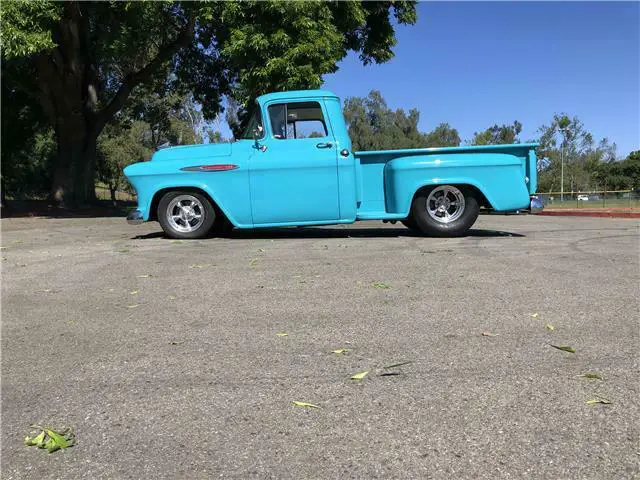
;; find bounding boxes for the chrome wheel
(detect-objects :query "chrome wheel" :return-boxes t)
[166,195,205,233]
[426,185,466,224]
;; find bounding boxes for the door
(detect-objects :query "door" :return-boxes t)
[249,100,340,225]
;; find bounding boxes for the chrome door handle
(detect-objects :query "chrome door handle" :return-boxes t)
[316,142,333,149]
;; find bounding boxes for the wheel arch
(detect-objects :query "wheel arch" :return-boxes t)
[149,186,233,225]
[411,182,491,209]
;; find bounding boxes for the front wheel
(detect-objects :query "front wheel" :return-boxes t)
[410,185,479,237]
[157,191,216,239]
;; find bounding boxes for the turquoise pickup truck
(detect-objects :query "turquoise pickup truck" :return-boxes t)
[124,89,538,239]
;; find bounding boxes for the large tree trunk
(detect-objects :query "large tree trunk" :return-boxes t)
[28,3,195,206]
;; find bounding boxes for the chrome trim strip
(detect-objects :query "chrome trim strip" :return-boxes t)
[180,165,239,172]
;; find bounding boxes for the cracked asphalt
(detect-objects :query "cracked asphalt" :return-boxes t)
[1,214,639,479]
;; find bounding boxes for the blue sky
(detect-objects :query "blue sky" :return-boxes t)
[322,1,639,157]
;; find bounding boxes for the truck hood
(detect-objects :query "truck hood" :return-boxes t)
[151,142,232,162]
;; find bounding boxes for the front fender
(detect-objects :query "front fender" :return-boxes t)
[124,161,253,227]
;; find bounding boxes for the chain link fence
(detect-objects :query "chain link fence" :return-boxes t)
[536,190,640,209]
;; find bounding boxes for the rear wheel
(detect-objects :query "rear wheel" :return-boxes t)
[157,191,215,239]
[411,185,479,237]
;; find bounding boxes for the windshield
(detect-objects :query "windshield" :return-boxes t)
[239,108,264,140]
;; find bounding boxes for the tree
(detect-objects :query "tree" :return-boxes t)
[343,90,460,151]
[1,1,416,205]
[535,113,620,193]
[471,121,522,145]
[423,123,460,148]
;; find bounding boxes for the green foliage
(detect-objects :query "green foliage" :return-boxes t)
[471,121,522,145]
[423,123,461,148]
[535,113,625,193]
[0,1,61,58]
[344,90,460,151]
[1,84,55,199]
[97,87,205,193]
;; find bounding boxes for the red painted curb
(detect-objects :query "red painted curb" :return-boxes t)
[538,210,640,218]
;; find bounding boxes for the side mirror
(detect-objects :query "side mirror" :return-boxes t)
[253,125,266,152]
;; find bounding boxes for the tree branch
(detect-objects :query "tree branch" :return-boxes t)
[94,15,196,133]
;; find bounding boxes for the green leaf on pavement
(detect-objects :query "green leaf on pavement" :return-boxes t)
[579,373,603,380]
[531,313,539,318]
[275,332,288,337]
[550,344,576,353]
[24,431,45,446]
[25,426,75,453]
[292,401,321,409]
[371,283,390,289]
[249,258,258,266]
[481,332,499,337]
[545,323,555,331]
[331,349,349,355]
[351,370,369,380]
[45,429,69,449]
[585,397,611,405]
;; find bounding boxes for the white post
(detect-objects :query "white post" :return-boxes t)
[560,139,564,202]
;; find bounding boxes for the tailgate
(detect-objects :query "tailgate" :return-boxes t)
[525,146,538,195]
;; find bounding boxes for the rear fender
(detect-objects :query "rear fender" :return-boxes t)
[383,153,531,214]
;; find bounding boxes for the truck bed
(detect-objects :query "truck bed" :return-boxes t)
[353,143,538,220]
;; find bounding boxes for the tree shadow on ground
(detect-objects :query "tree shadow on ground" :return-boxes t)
[132,226,525,240]
[1,200,135,219]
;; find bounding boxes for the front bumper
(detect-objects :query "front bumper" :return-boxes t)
[127,210,144,225]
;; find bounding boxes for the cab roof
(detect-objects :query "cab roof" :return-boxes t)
[257,90,339,105]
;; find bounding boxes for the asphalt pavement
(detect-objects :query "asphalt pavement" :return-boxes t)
[1,214,638,479]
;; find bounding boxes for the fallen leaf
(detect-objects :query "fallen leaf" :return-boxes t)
[249,258,258,266]
[579,373,603,380]
[371,283,390,289]
[25,426,75,453]
[351,370,369,380]
[545,323,555,331]
[130,290,139,295]
[531,313,539,318]
[275,332,288,337]
[136,274,152,278]
[257,248,265,253]
[550,344,576,353]
[481,331,499,337]
[292,401,321,409]
[586,397,611,405]
[24,431,45,447]
[126,304,140,309]
[331,349,349,355]
[171,240,183,244]
[119,248,130,253]
[382,361,413,369]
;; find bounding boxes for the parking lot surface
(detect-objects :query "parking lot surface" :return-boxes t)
[1,214,638,479]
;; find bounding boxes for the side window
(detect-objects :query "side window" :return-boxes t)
[268,101,328,140]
